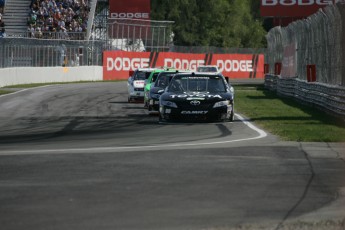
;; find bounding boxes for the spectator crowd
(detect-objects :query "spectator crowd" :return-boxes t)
[28,0,90,39]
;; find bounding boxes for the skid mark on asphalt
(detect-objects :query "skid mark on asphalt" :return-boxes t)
[0,113,268,155]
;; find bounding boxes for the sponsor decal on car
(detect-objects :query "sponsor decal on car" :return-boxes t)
[133,80,145,88]
[190,100,201,106]
[181,111,208,115]
[170,94,222,99]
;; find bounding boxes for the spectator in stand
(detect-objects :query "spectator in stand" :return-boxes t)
[27,24,35,37]
[28,0,89,40]
[35,27,43,38]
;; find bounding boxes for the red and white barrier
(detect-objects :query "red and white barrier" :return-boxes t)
[103,51,265,80]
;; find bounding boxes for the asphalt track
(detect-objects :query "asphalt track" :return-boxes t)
[0,82,344,230]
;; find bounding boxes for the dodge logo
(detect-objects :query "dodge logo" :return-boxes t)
[190,100,201,106]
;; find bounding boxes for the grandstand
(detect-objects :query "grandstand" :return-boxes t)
[1,0,97,39]
[0,0,174,68]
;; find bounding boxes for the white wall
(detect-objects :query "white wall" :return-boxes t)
[0,66,103,88]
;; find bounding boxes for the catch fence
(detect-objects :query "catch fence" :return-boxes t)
[0,38,104,68]
[104,19,175,52]
[0,18,175,68]
[265,3,345,86]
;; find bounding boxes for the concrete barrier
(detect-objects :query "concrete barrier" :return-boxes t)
[0,66,103,88]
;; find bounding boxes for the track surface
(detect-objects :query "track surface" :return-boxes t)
[0,82,344,230]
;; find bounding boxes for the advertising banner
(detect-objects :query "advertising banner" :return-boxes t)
[212,54,264,79]
[155,52,208,71]
[108,0,151,39]
[260,0,339,17]
[109,0,151,20]
[103,51,265,80]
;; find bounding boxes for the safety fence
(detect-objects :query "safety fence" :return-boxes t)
[0,38,104,68]
[102,19,174,52]
[265,75,345,119]
[265,3,345,86]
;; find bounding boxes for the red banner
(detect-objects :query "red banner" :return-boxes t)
[212,54,264,79]
[260,0,337,17]
[109,0,151,20]
[103,51,265,80]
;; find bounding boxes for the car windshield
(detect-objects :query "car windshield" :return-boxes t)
[197,66,218,72]
[134,71,151,80]
[151,73,160,83]
[168,75,226,93]
[154,73,175,88]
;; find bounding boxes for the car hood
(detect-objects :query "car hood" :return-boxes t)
[150,87,165,94]
[161,92,233,103]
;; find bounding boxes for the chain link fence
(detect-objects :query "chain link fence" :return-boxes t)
[0,38,104,68]
[104,19,174,52]
[265,3,345,86]
[0,18,175,68]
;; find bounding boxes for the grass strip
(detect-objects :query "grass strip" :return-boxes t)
[0,90,12,96]
[234,84,345,142]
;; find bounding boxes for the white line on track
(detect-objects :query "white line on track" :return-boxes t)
[0,113,267,155]
[0,85,53,98]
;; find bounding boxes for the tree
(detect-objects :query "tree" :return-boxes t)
[151,0,266,48]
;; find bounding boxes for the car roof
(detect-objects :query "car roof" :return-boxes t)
[198,65,218,67]
[136,68,158,72]
[196,65,220,72]
[174,72,222,77]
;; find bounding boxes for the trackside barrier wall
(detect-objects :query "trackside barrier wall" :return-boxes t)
[103,51,265,80]
[265,75,345,118]
[0,67,103,88]
[265,3,345,86]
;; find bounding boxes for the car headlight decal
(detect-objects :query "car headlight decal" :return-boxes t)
[161,100,178,108]
[151,93,160,100]
[213,100,230,108]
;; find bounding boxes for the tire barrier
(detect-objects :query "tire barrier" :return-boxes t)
[265,75,345,119]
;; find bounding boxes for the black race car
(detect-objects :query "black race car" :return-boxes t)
[159,72,234,122]
[148,70,189,112]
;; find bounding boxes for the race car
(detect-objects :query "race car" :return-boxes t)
[196,65,220,73]
[148,70,189,112]
[127,68,156,102]
[159,72,234,122]
[144,68,177,108]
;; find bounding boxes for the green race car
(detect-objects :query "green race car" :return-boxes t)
[144,68,177,107]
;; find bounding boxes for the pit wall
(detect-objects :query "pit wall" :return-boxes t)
[0,66,103,88]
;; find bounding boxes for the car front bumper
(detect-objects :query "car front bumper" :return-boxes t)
[159,105,232,121]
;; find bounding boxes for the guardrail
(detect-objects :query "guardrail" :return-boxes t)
[265,75,345,119]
